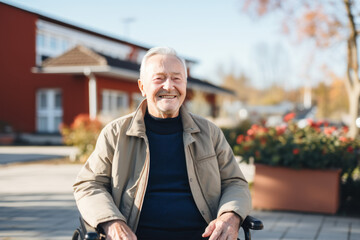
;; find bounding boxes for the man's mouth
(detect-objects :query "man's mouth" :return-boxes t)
[159,95,177,99]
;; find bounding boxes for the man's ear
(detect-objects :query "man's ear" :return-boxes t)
[138,79,146,97]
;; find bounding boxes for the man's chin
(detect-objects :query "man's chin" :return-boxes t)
[157,108,179,118]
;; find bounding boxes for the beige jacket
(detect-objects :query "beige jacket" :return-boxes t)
[73,101,252,230]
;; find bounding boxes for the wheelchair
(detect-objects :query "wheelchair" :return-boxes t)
[72,215,263,240]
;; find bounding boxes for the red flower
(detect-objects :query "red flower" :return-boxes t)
[71,114,91,128]
[258,127,269,134]
[317,120,324,127]
[260,137,267,145]
[324,126,336,136]
[251,124,259,130]
[283,112,296,122]
[236,135,245,144]
[276,126,286,135]
[347,146,354,153]
[245,135,253,142]
[343,126,349,134]
[307,119,318,128]
[339,136,348,142]
[293,148,300,155]
[247,129,255,136]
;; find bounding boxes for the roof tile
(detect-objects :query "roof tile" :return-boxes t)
[42,45,107,67]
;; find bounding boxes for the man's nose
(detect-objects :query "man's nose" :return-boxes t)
[163,78,174,91]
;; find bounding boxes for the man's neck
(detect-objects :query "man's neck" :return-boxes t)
[144,109,182,135]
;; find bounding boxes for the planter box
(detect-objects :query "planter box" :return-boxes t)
[252,164,341,214]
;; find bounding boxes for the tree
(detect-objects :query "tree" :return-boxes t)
[313,82,331,119]
[315,67,349,120]
[242,0,360,137]
[222,72,251,102]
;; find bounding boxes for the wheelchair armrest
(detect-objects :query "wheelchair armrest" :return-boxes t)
[79,217,104,240]
[75,216,263,240]
[242,215,264,230]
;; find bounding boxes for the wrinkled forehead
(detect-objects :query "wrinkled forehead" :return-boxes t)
[145,54,186,75]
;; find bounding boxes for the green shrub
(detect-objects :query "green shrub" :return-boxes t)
[60,114,103,162]
[233,113,360,177]
[221,120,252,150]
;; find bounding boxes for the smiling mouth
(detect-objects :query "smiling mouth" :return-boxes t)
[159,95,177,99]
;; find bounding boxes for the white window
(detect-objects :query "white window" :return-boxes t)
[36,33,45,48]
[35,30,72,65]
[101,90,129,116]
[36,89,63,133]
[61,39,68,52]
[50,36,58,50]
[36,20,134,65]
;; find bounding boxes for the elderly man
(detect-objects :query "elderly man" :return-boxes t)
[73,47,251,240]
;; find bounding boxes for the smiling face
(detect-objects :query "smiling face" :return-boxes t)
[138,54,187,118]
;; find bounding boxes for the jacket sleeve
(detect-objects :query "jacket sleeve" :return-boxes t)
[73,125,127,228]
[212,125,252,223]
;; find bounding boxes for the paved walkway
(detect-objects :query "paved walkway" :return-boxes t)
[0,163,82,240]
[0,161,359,239]
[0,146,78,165]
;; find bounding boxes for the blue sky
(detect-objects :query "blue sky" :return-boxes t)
[2,0,341,89]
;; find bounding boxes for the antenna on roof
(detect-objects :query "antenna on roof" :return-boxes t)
[122,17,135,39]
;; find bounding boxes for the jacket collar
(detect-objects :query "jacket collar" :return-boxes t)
[126,99,200,137]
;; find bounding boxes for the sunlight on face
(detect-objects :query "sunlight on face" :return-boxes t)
[138,54,187,118]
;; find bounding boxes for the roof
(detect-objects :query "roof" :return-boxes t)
[34,45,234,95]
[42,45,107,67]
[187,77,235,95]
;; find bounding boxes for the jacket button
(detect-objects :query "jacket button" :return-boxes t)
[201,211,205,215]
[189,178,193,182]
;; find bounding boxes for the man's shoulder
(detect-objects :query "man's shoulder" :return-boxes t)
[102,111,136,134]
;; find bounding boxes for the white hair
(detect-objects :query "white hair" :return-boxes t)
[139,46,187,79]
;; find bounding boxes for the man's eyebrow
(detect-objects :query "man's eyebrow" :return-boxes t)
[152,72,183,76]
[152,72,166,76]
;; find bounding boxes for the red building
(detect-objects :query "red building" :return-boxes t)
[0,2,233,144]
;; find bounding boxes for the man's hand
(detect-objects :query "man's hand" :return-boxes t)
[100,220,137,240]
[202,212,241,240]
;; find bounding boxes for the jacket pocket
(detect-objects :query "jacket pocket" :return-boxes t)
[194,154,221,212]
[120,183,137,221]
[195,153,217,163]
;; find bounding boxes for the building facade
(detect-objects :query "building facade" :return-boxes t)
[0,2,233,143]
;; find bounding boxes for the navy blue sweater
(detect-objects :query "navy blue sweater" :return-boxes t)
[136,111,208,240]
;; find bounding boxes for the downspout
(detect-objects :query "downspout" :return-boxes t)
[84,67,97,120]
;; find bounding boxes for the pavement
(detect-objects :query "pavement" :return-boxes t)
[0,163,82,240]
[0,146,78,165]
[0,147,360,240]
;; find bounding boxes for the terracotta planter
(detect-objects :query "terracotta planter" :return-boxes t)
[252,164,341,214]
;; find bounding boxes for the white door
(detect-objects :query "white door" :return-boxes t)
[36,89,63,133]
